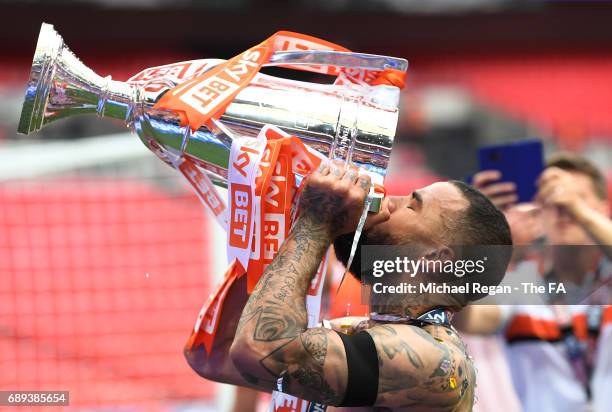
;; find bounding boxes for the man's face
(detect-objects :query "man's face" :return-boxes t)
[334,182,469,275]
[543,171,608,245]
[368,182,468,245]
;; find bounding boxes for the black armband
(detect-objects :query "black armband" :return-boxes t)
[336,330,379,407]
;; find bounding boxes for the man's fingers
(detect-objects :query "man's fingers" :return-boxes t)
[329,161,345,178]
[472,170,502,189]
[508,202,540,214]
[537,182,564,205]
[537,179,558,198]
[317,161,330,175]
[358,174,372,191]
[537,167,568,188]
[480,182,517,198]
[343,168,359,184]
[491,193,519,209]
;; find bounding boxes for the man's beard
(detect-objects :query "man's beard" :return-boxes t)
[333,227,397,281]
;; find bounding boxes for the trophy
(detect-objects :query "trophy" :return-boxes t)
[17,24,408,412]
[18,23,407,212]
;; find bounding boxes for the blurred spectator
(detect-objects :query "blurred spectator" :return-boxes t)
[456,152,612,412]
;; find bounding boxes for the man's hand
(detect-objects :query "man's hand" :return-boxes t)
[536,167,590,222]
[472,170,518,210]
[504,203,544,246]
[299,161,372,239]
[537,167,612,258]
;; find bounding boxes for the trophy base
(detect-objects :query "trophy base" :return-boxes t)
[18,23,63,135]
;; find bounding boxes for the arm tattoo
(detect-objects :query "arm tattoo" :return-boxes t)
[423,341,458,394]
[253,304,303,341]
[241,371,259,385]
[285,330,342,404]
[233,214,342,404]
[282,364,343,405]
[301,328,328,366]
[368,324,471,410]
[386,340,424,370]
[368,325,424,370]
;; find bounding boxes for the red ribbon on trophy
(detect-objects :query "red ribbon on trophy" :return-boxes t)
[153,31,406,132]
[185,124,326,353]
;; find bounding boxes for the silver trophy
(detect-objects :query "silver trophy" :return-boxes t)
[18,23,407,211]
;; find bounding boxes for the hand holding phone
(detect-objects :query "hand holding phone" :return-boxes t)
[472,170,518,210]
[473,140,544,208]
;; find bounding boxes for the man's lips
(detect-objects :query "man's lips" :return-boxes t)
[386,196,399,214]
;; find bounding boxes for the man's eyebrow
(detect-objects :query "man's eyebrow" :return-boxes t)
[412,190,423,205]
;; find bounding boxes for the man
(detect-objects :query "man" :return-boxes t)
[456,153,612,412]
[186,161,512,410]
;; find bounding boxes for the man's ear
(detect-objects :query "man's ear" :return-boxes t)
[419,246,456,276]
[422,245,455,262]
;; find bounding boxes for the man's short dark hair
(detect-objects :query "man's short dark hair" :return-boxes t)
[449,180,513,302]
[547,152,608,200]
[449,180,512,247]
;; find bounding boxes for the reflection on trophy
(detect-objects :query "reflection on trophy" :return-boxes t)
[18,23,407,212]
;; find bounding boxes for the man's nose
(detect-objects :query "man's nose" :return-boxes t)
[386,196,404,214]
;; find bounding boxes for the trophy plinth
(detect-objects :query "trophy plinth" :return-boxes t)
[19,24,134,134]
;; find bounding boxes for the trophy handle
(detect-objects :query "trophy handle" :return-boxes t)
[268,50,408,72]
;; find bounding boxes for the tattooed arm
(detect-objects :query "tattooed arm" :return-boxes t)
[367,323,475,410]
[229,161,370,405]
[185,160,369,394]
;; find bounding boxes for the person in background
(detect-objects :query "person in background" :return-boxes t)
[455,152,612,412]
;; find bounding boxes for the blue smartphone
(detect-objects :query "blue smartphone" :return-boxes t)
[476,140,544,203]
